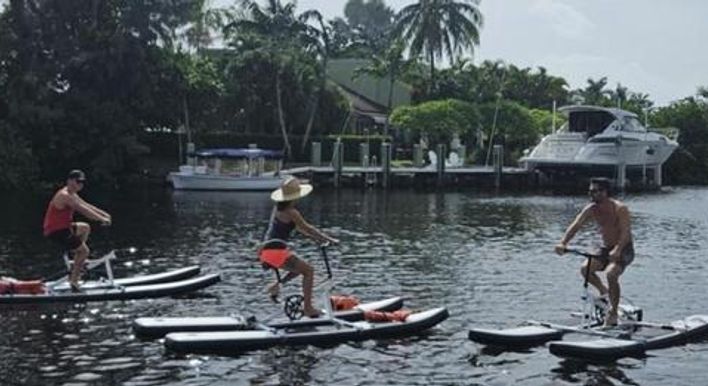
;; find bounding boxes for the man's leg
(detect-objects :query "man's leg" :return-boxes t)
[69,243,90,288]
[580,258,608,295]
[72,222,91,244]
[604,262,624,326]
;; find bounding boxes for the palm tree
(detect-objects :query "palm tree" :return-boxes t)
[354,40,415,136]
[393,0,483,90]
[578,77,611,105]
[227,0,319,156]
[299,9,331,153]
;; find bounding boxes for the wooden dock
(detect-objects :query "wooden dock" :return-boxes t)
[282,165,534,190]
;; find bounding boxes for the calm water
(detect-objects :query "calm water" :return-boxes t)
[2,186,708,386]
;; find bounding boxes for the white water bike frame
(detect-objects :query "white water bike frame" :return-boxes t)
[261,240,360,329]
[46,250,118,292]
[565,248,606,328]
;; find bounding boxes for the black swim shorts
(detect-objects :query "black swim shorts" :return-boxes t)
[46,228,82,251]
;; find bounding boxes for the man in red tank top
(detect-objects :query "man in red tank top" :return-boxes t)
[43,170,112,291]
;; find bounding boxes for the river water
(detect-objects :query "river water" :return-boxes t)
[1,186,708,386]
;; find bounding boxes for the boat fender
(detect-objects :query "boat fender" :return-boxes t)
[0,277,47,295]
[330,295,360,311]
[364,309,412,323]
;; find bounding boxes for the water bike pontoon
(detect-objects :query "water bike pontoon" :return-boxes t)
[164,307,448,354]
[134,296,404,338]
[469,248,645,357]
[0,250,220,304]
[547,315,708,361]
[141,243,448,354]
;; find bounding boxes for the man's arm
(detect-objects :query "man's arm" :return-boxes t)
[555,205,593,254]
[65,195,111,223]
[75,196,111,219]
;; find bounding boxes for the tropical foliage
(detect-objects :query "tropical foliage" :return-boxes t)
[0,0,707,190]
[393,0,483,88]
[390,99,479,144]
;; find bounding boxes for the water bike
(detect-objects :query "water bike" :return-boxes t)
[0,249,220,305]
[136,242,448,354]
[469,248,642,353]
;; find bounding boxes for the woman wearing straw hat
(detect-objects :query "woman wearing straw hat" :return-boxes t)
[260,177,339,317]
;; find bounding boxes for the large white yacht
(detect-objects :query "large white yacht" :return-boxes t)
[520,105,678,174]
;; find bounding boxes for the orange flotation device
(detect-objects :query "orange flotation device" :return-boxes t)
[364,309,412,323]
[330,295,360,311]
[0,277,47,295]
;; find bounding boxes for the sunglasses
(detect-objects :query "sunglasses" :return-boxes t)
[75,179,86,184]
[588,188,603,194]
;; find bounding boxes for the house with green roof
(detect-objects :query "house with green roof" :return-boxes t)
[327,58,412,135]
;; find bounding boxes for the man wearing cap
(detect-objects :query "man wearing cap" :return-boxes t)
[43,170,112,291]
[260,176,339,317]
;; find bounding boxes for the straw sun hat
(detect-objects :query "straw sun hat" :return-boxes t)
[270,177,313,202]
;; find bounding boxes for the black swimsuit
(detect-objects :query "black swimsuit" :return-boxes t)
[263,213,295,250]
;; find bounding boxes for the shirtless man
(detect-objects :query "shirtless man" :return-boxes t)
[43,170,112,291]
[554,177,634,326]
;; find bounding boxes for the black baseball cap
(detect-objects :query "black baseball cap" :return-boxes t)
[67,169,86,182]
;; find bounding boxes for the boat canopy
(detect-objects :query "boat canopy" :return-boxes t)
[189,148,284,159]
[558,105,645,136]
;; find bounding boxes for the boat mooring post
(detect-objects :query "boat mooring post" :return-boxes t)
[333,139,343,188]
[381,142,392,189]
[493,144,504,189]
[653,165,662,187]
[413,144,423,167]
[311,142,321,167]
[360,142,369,167]
[616,161,627,191]
[436,144,446,187]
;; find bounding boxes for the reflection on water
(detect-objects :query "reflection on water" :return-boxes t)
[1,187,708,385]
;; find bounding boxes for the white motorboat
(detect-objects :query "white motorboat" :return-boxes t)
[169,148,286,191]
[520,105,678,173]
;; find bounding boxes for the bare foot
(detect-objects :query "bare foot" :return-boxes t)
[69,282,82,293]
[304,307,321,318]
[603,310,618,327]
[266,283,280,301]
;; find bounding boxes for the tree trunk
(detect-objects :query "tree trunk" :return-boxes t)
[182,95,191,144]
[301,57,328,154]
[384,74,395,138]
[275,69,292,157]
[429,49,435,94]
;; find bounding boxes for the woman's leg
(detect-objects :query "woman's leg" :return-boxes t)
[283,255,317,316]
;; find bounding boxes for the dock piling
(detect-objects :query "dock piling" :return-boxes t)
[436,144,446,187]
[360,143,369,167]
[493,145,504,189]
[333,139,343,188]
[381,142,392,189]
[413,144,423,167]
[311,142,321,167]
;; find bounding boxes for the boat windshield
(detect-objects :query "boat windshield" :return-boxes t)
[195,157,280,177]
[621,117,647,132]
[567,111,615,137]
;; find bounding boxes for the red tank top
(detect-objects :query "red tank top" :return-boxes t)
[43,193,75,235]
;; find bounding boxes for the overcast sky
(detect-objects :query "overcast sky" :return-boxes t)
[3,0,704,106]
[225,0,707,106]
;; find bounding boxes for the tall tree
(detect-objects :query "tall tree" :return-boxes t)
[393,0,483,90]
[227,0,320,156]
[297,10,331,153]
[0,0,204,183]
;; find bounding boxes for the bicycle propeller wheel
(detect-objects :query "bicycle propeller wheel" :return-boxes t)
[284,294,304,320]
